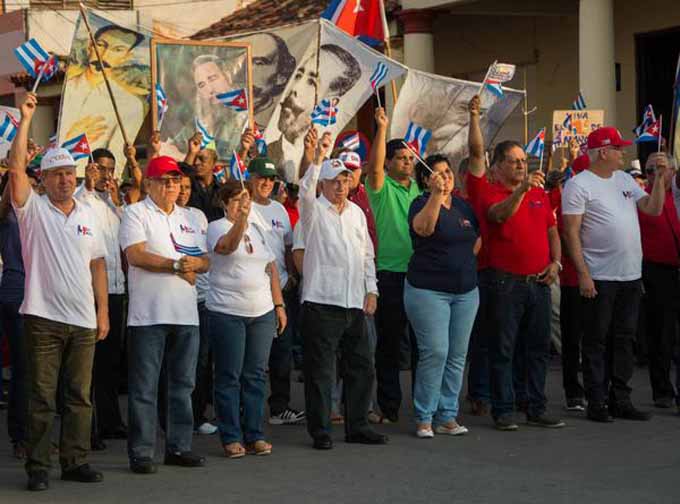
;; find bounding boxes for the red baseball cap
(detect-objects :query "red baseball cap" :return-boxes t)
[572,154,590,173]
[587,127,632,150]
[146,156,182,178]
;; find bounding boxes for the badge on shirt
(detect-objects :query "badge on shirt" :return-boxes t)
[179,224,196,234]
[622,191,635,199]
[77,224,93,236]
[459,218,472,228]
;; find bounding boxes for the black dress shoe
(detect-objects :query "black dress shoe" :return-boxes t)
[130,457,157,474]
[312,434,333,450]
[345,429,389,445]
[61,464,103,483]
[91,438,107,451]
[27,470,49,491]
[610,402,652,421]
[101,426,128,440]
[164,451,206,467]
[586,404,614,423]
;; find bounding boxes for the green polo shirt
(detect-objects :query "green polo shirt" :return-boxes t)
[367,175,423,272]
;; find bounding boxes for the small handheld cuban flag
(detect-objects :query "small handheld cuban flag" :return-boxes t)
[404,122,432,157]
[571,92,587,111]
[194,117,215,149]
[170,233,204,257]
[370,61,388,91]
[47,133,58,149]
[253,124,267,156]
[0,112,19,143]
[156,83,168,127]
[340,132,360,151]
[481,62,516,98]
[216,88,248,112]
[230,150,248,181]
[13,39,57,83]
[61,133,92,161]
[635,118,661,144]
[525,128,545,158]
[311,98,339,127]
[634,104,656,138]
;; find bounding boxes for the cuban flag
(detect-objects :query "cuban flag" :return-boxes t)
[525,128,545,158]
[369,61,388,91]
[229,150,248,181]
[482,62,516,98]
[322,0,388,47]
[156,83,168,127]
[340,132,361,151]
[0,112,19,143]
[633,104,656,138]
[47,133,58,149]
[216,88,248,112]
[311,98,339,126]
[404,122,432,157]
[13,39,57,82]
[562,113,573,132]
[253,124,267,155]
[61,133,91,161]
[170,233,204,257]
[194,117,215,149]
[571,92,587,110]
[635,118,661,144]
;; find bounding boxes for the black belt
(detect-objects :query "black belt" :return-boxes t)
[490,269,542,283]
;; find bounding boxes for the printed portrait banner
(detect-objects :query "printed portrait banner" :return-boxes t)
[151,39,252,163]
[58,11,151,176]
[391,69,524,167]
[552,109,605,148]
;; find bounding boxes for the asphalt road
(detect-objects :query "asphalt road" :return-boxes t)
[0,364,678,504]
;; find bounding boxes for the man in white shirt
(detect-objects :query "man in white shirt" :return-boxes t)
[562,127,667,423]
[248,157,305,425]
[75,149,127,445]
[8,94,109,491]
[298,133,385,450]
[119,156,209,474]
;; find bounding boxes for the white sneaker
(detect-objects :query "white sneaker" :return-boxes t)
[434,423,469,436]
[416,428,434,439]
[269,408,305,425]
[196,422,218,435]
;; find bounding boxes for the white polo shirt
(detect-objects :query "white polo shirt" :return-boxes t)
[298,163,378,310]
[14,191,106,329]
[74,184,125,295]
[252,200,292,287]
[119,197,207,326]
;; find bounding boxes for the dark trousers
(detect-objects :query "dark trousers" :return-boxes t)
[302,302,373,438]
[487,272,551,418]
[93,294,125,435]
[0,301,27,444]
[560,285,585,400]
[375,271,417,419]
[192,303,213,427]
[268,287,298,415]
[467,270,491,403]
[580,280,642,406]
[24,316,96,473]
[642,262,680,402]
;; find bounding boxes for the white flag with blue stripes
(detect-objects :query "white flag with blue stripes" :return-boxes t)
[525,128,545,158]
[0,112,18,143]
[404,122,432,157]
[571,92,587,110]
[370,61,389,91]
[13,38,50,79]
[194,117,215,149]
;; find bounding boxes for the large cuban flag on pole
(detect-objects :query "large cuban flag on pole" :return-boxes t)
[322,0,388,46]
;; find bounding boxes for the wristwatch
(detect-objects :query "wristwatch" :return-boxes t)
[172,260,181,273]
[275,303,286,310]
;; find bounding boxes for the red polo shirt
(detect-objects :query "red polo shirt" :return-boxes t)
[481,182,556,275]
[349,183,378,254]
[638,189,680,267]
[465,172,491,270]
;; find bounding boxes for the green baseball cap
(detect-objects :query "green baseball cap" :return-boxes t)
[248,157,277,178]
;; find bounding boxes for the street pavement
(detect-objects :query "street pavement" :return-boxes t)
[0,363,678,504]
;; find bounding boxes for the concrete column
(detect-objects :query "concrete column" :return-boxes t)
[579,0,616,126]
[399,9,435,73]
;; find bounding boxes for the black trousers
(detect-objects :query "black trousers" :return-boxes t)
[302,302,373,439]
[192,303,213,427]
[268,287,298,415]
[93,294,126,435]
[580,280,642,406]
[642,262,680,401]
[375,271,417,419]
[560,285,585,400]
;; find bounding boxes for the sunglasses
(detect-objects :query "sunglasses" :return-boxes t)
[243,233,254,254]
[151,177,181,187]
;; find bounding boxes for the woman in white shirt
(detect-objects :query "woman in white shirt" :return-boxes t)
[206,181,287,458]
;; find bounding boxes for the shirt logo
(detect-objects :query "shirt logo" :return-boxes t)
[179,224,195,233]
[271,219,285,230]
[77,224,92,236]
[529,200,544,208]
[459,218,472,228]
[622,191,634,199]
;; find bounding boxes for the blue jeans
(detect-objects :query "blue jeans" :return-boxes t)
[487,272,551,418]
[0,301,27,444]
[127,325,199,460]
[209,310,275,444]
[404,282,479,424]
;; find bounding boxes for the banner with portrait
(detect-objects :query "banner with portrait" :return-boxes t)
[57,11,151,176]
[151,39,252,162]
[391,69,525,169]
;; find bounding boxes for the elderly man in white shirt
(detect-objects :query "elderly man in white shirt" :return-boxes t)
[75,149,127,445]
[119,156,209,475]
[8,94,109,491]
[298,132,385,450]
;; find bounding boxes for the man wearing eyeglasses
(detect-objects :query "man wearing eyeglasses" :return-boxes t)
[563,128,667,423]
[119,156,210,474]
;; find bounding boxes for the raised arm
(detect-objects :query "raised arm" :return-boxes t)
[184,132,202,166]
[124,143,143,205]
[214,192,250,255]
[637,152,667,216]
[299,132,332,232]
[468,95,485,177]
[412,172,446,237]
[239,128,255,162]
[366,107,389,192]
[488,171,544,223]
[8,93,37,208]
[298,126,318,180]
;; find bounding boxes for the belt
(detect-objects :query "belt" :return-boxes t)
[490,269,542,283]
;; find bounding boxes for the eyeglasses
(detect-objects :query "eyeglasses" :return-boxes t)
[505,158,527,165]
[243,233,254,254]
[152,177,181,187]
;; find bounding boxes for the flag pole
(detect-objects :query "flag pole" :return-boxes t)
[233,150,245,191]
[379,0,398,106]
[78,3,130,146]
[658,114,663,153]
[401,141,433,174]
[523,67,528,145]
[31,62,47,94]
[314,19,322,109]
[375,87,382,109]
[478,60,496,97]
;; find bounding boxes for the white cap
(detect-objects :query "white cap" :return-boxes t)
[630,159,641,170]
[40,148,76,172]
[338,151,361,170]
[319,159,352,181]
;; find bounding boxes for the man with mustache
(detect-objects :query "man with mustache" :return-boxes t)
[59,24,145,166]
[250,32,296,116]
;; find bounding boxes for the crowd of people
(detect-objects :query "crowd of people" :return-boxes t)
[0,90,679,492]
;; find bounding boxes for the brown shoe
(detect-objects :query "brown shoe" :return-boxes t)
[223,442,246,459]
[245,440,272,456]
[469,399,489,416]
